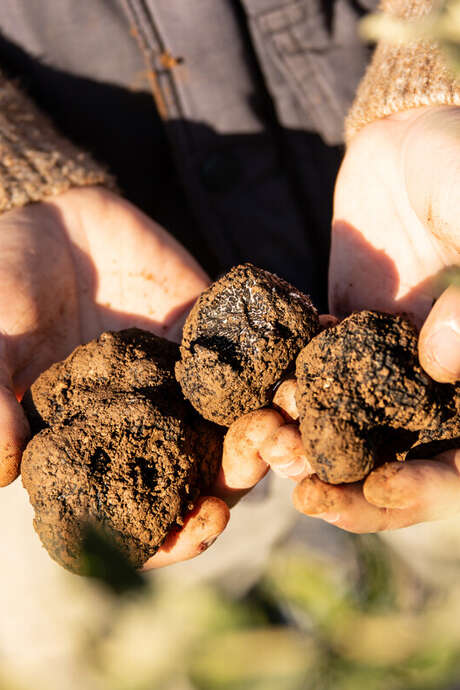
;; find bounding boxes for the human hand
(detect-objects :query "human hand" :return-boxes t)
[0,186,268,567]
[263,107,460,532]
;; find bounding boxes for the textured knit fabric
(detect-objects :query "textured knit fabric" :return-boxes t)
[345,0,460,141]
[0,72,113,213]
[0,0,456,215]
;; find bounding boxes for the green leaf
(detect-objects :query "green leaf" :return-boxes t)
[80,524,147,596]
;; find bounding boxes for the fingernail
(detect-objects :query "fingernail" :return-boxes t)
[199,535,219,552]
[314,513,341,523]
[272,457,308,479]
[425,325,460,381]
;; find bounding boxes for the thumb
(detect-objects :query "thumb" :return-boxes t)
[0,337,30,486]
[213,409,285,507]
[419,284,460,383]
[405,106,460,250]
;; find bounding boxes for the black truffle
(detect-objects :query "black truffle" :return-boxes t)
[21,329,222,573]
[295,311,459,484]
[176,263,319,426]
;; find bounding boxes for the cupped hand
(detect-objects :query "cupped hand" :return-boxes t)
[0,186,269,568]
[263,106,460,533]
[0,185,210,486]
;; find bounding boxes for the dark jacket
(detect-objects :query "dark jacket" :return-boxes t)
[0,0,376,308]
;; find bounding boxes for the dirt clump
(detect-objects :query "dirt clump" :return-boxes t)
[405,405,460,460]
[296,311,459,484]
[176,263,319,426]
[21,329,223,574]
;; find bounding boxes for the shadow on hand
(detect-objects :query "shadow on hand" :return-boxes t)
[330,220,458,328]
[0,33,343,311]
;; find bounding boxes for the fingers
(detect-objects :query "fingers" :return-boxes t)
[319,313,339,330]
[259,424,312,481]
[272,379,298,422]
[145,405,296,568]
[404,106,460,256]
[0,387,30,486]
[0,357,30,486]
[293,450,460,534]
[271,314,337,423]
[213,409,285,506]
[364,451,460,521]
[293,474,426,533]
[419,284,460,383]
[51,187,210,337]
[142,496,230,570]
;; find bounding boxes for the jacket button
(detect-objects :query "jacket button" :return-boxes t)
[200,152,241,193]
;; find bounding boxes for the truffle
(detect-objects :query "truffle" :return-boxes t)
[176,263,319,426]
[296,311,459,484]
[21,329,223,573]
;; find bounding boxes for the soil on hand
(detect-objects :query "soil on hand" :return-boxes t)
[21,329,223,574]
[176,263,319,426]
[296,311,459,484]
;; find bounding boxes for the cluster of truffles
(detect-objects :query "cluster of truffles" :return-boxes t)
[22,330,222,573]
[176,269,458,483]
[21,263,459,572]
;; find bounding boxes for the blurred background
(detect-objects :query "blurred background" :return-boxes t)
[1,7,459,690]
[4,472,460,690]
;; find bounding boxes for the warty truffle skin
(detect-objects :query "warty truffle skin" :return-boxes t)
[21,329,223,574]
[295,311,459,484]
[176,263,319,426]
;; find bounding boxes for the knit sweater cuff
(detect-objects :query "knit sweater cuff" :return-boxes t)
[0,73,115,213]
[345,0,460,142]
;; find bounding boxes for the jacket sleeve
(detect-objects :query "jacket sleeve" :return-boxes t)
[345,0,460,141]
[0,70,114,213]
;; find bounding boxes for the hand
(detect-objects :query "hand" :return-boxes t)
[0,186,262,568]
[264,107,460,532]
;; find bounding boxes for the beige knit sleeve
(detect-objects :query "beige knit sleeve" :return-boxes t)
[0,71,114,213]
[345,0,460,142]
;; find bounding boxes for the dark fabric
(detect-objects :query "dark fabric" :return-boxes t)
[0,0,373,309]
[241,0,374,144]
[0,3,206,267]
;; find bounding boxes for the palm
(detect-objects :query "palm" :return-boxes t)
[330,106,460,326]
[289,107,460,534]
[0,187,208,487]
[0,188,208,399]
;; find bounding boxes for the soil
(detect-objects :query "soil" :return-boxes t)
[406,403,460,460]
[296,311,459,484]
[21,329,223,574]
[176,263,319,426]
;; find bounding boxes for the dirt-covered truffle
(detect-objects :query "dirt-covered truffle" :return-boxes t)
[21,329,223,574]
[406,403,460,460]
[296,311,459,484]
[176,263,319,426]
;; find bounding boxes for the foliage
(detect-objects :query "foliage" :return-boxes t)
[361,0,460,75]
[5,529,460,690]
[80,524,147,595]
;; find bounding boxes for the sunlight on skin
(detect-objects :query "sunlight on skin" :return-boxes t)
[145,312,344,568]
[260,424,312,482]
[0,186,352,567]
[303,106,460,533]
[364,451,460,520]
[50,188,210,339]
[145,409,287,569]
[419,284,460,383]
[260,109,459,535]
[0,189,219,568]
[143,497,230,570]
[330,107,460,326]
[0,188,212,493]
[1,110,459,563]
